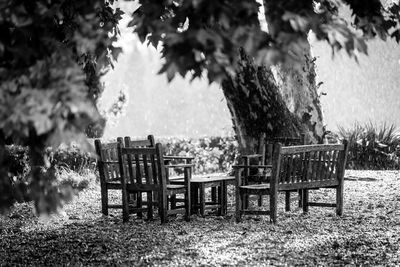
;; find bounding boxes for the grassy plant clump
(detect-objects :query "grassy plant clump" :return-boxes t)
[338,122,400,170]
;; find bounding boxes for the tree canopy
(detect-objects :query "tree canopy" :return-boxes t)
[131,0,400,83]
[0,0,122,213]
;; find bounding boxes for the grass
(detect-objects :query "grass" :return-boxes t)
[1,170,400,266]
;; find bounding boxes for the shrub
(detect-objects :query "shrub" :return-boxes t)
[56,167,97,191]
[338,122,400,170]
[160,136,239,175]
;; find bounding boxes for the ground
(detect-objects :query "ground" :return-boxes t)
[1,170,400,266]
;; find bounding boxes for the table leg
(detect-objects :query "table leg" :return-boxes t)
[211,186,217,204]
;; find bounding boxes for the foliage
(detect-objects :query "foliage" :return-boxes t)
[0,0,123,214]
[160,136,238,175]
[130,0,400,83]
[56,167,97,191]
[338,122,400,169]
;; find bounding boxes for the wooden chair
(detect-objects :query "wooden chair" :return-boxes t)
[94,135,154,216]
[235,140,349,223]
[241,134,306,211]
[117,143,192,223]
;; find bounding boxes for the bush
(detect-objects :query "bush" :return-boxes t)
[160,136,239,175]
[57,167,97,191]
[338,122,400,170]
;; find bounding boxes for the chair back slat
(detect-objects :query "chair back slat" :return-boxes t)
[118,143,166,188]
[94,138,124,183]
[124,135,155,149]
[264,135,305,165]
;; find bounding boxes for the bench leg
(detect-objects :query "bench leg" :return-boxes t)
[302,189,309,213]
[222,181,228,216]
[285,191,291,211]
[336,185,343,216]
[147,192,153,220]
[191,185,198,215]
[298,190,303,208]
[217,184,222,216]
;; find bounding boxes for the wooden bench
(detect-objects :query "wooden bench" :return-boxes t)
[241,134,306,210]
[235,140,349,223]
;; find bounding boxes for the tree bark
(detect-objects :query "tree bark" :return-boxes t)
[222,50,302,154]
[222,48,325,154]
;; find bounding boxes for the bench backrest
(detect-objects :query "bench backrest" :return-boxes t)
[117,143,167,191]
[271,140,349,190]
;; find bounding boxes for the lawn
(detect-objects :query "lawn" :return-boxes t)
[1,170,400,266]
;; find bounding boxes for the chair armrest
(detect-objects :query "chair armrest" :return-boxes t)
[164,155,194,160]
[241,154,263,159]
[232,164,272,169]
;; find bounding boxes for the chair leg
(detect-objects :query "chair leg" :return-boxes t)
[137,192,143,219]
[235,187,242,223]
[159,192,168,224]
[185,185,191,222]
[199,183,205,217]
[121,188,129,223]
[285,191,291,211]
[100,184,108,216]
[147,192,153,220]
[244,195,249,209]
[170,195,177,210]
[302,189,309,213]
[336,185,343,216]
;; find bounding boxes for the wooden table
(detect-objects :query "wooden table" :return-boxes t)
[170,175,235,217]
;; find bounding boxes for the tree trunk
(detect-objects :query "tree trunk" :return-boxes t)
[222,48,324,155]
